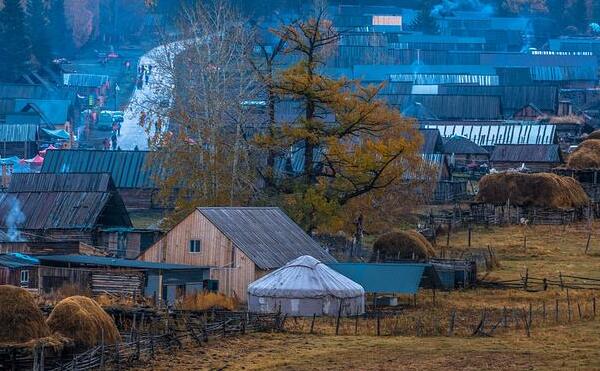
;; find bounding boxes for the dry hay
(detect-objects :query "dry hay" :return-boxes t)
[47,296,120,349]
[584,130,600,141]
[178,292,238,311]
[0,285,50,344]
[476,172,588,209]
[371,230,435,261]
[567,139,600,169]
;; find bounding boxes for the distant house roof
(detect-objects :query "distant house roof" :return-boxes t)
[490,144,562,163]
[419,128,444,154]
[198,207,336,270]
[41,150,157,188]
[422,122,557,146]
[0,124,38,142]
[62,73,109,88]
[0,173,131,230]
[0,84,72,100]
[354,64,497,83]
[443,135,489,155]
[392,95,502,120]
[15,99,71,125]
[36,254,209,271]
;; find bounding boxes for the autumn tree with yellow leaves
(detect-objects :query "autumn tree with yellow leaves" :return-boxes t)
[254,7,425,233]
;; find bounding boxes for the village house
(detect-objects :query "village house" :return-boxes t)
[138,207,336,302]
[0,173,134,254]
[490,144,563,172]
[443,134,490,169]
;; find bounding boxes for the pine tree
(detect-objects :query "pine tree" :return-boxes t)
[0,0,32,82]
[256,9,424,232]
[48,0,72,56]
[28,0,52,65]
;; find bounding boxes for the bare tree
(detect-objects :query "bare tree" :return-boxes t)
[137,0,259,225]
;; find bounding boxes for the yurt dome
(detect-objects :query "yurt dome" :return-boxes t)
[248,255,365,316]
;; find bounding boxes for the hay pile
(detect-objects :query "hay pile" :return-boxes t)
[0,285,50,344]
[371,231,435,261]
[178,292,238,311]
[584,130,600,141]
[566,140,600,169]
[47,296,120,348]
[476,172,588,209]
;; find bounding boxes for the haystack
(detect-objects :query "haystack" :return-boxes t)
[476,172,588,209]
[371,230,435,261]
[0,285,50,344]
[47,296,120,348]
[584,130,600,141]
[567,139,600,169]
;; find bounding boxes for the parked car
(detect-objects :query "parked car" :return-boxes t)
[97,111,115,131]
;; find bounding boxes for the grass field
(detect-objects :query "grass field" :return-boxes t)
[139,320,600,370]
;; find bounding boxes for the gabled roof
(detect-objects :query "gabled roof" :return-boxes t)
[0,124,38,142]
[490,144,562,163]
[36,254,209,271]
[198,207,336,270]
[40,150,158,188]
[419,128,444,154]
[62,73,109,88]
[392,95,502,120]
[0,253,39,269]
[443,135,489,155]
[0,173,131,230]
[16,99,71,125]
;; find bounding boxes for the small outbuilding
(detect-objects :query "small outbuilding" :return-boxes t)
[247,255,364,317]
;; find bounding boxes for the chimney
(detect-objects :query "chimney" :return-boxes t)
[558,100,573,116]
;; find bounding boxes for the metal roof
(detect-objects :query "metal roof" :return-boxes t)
[198,207,336,270]
[16,99,71,125]
[490,144,562,163]
[36,254,209,271]
[327,262,430,294]
[41,150,157,188]
[443,135,489,155]
[0,124,38,142]
[422,122,556,146]
[62,73,109,88]
[391,95,502,120]
[0,253,39,269]
[8,173,115,193]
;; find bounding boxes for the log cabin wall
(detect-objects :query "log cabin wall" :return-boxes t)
[139,210,256,302]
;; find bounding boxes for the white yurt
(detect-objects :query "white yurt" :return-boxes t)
[247,255,365,316]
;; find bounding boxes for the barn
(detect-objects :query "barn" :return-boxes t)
[138,207,336,302]
[490,144,563,172]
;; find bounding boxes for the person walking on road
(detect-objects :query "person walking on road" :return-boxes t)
[111,131,118,150]
[103,137,110,150]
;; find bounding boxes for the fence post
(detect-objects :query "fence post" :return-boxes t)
[567,289,572,322]
[376,311,381,336]
[559,272,564,290]
[594,297,597,319]
[446,221,451,247]
[310,313,316,334]
[523,309,531,337]
[354,315,359,335]
[335,300,343,336]
[448,309,456,336]
[555,299,559,323]
[468,224,472,247]
[577,303,583,320]
[503,306,508,329]
[523,268,529,291]
[529,303,533,327]
[542,302,546,322]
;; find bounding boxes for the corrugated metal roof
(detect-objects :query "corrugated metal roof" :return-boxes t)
[0,124,38,142]
[37,254,210,270]
[0,253,39,269]
[490,144,562,163]
[480,52,598,67]
[15,99,71,125]
[354,64,496,81]
[198,207,336,270]
[63,73,109,88]
[327,262,429,294]
[248,255,363,298]
[423,122,557,146]
[40,150,157,189]
[391,95,502,120]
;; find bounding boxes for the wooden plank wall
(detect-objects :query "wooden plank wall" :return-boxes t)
[139,210,256,302]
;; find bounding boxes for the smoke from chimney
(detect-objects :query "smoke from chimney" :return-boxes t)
[431,0,494,18]
[5,196,25,242]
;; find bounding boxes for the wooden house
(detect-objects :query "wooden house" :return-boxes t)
[0,173,132,253]
[490,144,563,172]
[443,135,490,168]
[0,123,40,158]
[40,150,162,210]
[138,207,336,302]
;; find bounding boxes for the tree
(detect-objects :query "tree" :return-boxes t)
[255,6,424,232]
[502,0,548,14]
[48,0,73,56]
[142,0,260,226]
[409,0,439,34]
[0,0,32,82]
[27,0,52,65]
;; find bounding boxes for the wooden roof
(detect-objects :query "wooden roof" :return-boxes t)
[0,173,131,230]
[490,144,563,163]
[198,207,336,270]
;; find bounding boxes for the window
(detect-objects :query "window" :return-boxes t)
[189,240,202,253]
[20,270,29,286]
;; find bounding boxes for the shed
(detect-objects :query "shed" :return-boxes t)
[139,207,336,302]
[248,255,364,316]
[443,135,489,167]
[490,144,563,172]
[0,124,40,158]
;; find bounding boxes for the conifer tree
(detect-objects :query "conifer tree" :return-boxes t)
[28,0,52,65]
[0,0,32,81]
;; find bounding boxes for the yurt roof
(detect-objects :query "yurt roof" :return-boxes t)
[247,255,364,299]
